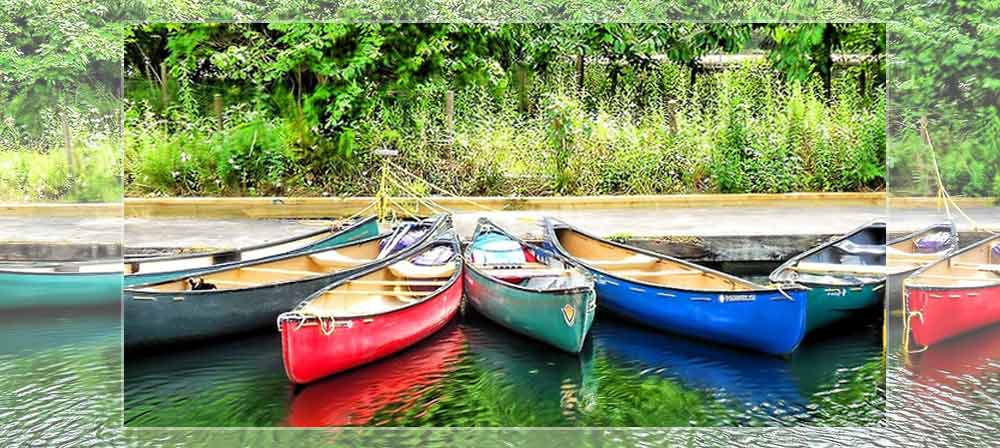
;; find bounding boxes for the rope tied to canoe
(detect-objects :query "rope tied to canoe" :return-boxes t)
[773,283,796,301]
[900,288,929,360]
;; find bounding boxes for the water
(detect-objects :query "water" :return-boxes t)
[7,267,998,446]
[122,261,884,427]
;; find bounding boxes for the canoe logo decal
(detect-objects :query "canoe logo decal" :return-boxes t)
[562,304,577,326]
[719,294,755,303]
[826,288,847,297]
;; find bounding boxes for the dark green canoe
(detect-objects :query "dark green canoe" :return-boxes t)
[463,218,596,353]
[769,220,886,332]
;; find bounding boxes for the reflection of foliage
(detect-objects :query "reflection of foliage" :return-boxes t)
[363,350,715,427]
[808,357,885,426]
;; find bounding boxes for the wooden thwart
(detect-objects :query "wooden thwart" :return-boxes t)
[952,262,1000,273]
[615,269,703,277]
[480,267,573,278]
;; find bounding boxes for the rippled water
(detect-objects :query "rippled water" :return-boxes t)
[9,274,1000,446]
[123,303,883,427]
[0,305,123,447]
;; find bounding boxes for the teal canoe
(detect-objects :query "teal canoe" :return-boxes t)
[0,260,122,309]
[463,218,596,353]
[124,216,380,287]
[769,220,886,332]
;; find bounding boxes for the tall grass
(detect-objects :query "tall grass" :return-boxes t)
[0,137,122,203]
[125,60,885,197]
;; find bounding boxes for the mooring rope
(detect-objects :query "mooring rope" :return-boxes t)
[386,160,503,213]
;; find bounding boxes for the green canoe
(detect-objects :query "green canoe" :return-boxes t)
[463,218,596,353]
[770,220,886,332]
[0,260,122,309]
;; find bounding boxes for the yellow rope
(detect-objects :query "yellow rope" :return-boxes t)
[919,117,987,232]
[386,174,453,216]
[386,160,503,213]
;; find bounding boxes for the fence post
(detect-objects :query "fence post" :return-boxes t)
[160,63,169,106]
[576,54,585,94]
[214,94,224,131]
[61,109,74,176]
[445,90,455,142]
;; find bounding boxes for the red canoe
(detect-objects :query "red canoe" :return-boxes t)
[278,232,463,384]
[286,322,467,426]
[905,234,1000,347]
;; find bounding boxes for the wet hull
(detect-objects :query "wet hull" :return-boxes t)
[464,266,595,353]
[907,284,1000,346]
[801,281,884,332]
[0,271,121,309]
[589,273,808,355]
[280,274,463,384]
[125,271,356,350]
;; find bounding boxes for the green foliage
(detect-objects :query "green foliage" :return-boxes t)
[886,2,999,197]
[125,23,885,197]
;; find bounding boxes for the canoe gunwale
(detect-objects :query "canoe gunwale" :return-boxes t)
[543,218,806,295]
[463,217,594,296]
[769,218,887,288]
[887,221,956,247]
[124,215,378,266]
[280,217,462,322]
[0,258,123,276]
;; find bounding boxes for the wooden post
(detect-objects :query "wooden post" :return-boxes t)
[61,109,74,176]
[159,63,169,106]
[445,90,455,141]
[576,54,585,94]
[516,65,529,113]
[214,94,224,131]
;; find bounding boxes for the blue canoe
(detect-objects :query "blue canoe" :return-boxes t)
[543,218,809,355]
[124,216,380,287]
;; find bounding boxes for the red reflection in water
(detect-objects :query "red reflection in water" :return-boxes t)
[909,323,1000,386]
[285,323,467,427]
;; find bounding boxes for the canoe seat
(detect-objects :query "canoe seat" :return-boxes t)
[614,269,703,277]
[389,260,456,279]
[309,251,372,269]
[952,262,1000,273]
[581,254,657,270]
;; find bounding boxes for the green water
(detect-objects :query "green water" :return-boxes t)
[121,304,883,427]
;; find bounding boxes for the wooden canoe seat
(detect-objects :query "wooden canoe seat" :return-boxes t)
[309,250,372,269]
[581,254,657,270]
[241,267,320,277]
[951,262,1000,273]
[790,262,886,275]
[348,279,447,287]
[389,260,456,279]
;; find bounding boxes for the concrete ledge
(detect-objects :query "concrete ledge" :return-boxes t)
[0,203,122,218]
[122,193,888,218]
[888,196,996,208]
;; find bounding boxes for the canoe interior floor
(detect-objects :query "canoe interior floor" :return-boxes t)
[555,229,753,291]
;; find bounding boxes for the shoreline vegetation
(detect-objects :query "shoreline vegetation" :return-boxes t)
[123,23,887,198]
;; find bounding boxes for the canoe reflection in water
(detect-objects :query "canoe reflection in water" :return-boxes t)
[286,321,467,426]
[908,323,1000,388]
